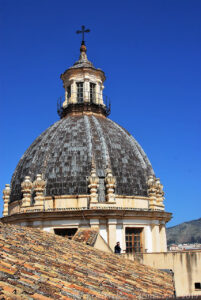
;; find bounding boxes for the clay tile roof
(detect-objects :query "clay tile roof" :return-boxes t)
[72,228,98,246]
[0,222,175,299]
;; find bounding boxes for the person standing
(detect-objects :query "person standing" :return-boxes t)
[114,242,121,254]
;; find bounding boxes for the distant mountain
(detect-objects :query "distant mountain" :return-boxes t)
[166,218,201,245]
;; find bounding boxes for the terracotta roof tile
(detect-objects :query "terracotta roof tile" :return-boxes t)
[72,228,98,246]
[0,222,174,299]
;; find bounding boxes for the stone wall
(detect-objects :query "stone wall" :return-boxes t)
[124,251,201,297]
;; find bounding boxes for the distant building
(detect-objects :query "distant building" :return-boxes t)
[169,243,201,251]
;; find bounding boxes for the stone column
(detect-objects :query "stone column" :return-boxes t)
[21,176,33,208]
[159,224,167,252]
[108,219,117,251]
[2,184,10,217]
[33,174,46,209]
[151,223,161,252]
[90,219,99,230]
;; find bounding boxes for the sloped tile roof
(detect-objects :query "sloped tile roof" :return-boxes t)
[0,222,174,299]
[72,228,98,246]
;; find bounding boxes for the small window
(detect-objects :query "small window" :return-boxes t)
[90,83,96,103]
[67,86,71,99]
[125,228,143,253]
[195,282,201,290]
[76,82,83,103]
[54,228,77,239]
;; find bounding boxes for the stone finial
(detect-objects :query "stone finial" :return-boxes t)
[33,174,46,208]
[21,176,33,208]
[3,184,11,217]
[88,162,99,203]
[147,175,165,210]
[147,175,157,209]
[155,178,165,208]
[105,168,116,203]
[79,44,88,61]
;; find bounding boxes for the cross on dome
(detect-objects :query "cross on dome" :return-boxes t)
[76,25,90,45]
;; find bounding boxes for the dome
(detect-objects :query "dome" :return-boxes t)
[10,114,154,202]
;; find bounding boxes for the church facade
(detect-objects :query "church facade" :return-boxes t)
[2,34,171,253]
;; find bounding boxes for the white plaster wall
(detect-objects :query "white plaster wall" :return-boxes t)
[122,219,153,225]
[43,227,53,233]
[42,219,81,227]
[116,224,123,248]
[100,225,108,243]
[144,225,152,252]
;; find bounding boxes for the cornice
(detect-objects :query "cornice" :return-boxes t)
[1,208,172,224]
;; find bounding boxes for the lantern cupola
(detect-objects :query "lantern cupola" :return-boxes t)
[58,27,110,118]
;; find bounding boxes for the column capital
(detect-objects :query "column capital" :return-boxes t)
[108,218,117,225]
[90,219,99,225]
[90,219,99,229]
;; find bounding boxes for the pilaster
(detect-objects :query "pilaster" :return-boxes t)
[108,218,117,251]
[70,80,77,103]
[90,219,99,230]
[84,79,90,103]
[151,223,161,252]
[159,223,167,252]
[62,88,68,108]
[144,225,153,253]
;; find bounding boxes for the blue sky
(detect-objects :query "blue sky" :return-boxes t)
[0,0,200,226]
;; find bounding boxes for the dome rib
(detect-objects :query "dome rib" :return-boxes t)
[10,121,62,201]
[10,115,154,202]
[40,120,64,177]
[108,119,149,171]
[91,115,110,170]
[83,115,93,160]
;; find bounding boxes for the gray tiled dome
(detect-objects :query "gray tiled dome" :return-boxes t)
[10,115,154,202]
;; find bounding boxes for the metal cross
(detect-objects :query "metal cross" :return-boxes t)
[76,25,90,44]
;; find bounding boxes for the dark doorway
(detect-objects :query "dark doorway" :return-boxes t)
[125,228,143,253]
[54,228,77,239]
